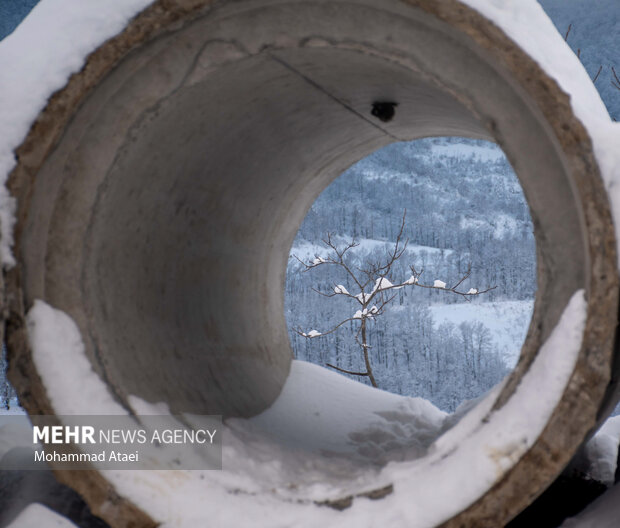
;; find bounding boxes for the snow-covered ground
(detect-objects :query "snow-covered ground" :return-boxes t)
[579,415,620,486]
[430,300,534,366]
[15,294,587,527]
[561,416,620,527]
[6,504,78,528]
[237,361,446,463]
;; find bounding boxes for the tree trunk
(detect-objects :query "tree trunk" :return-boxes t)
[361,317,377,387]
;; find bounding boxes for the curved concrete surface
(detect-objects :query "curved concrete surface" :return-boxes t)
[4,0,619,526]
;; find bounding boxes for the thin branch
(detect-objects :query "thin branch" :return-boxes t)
[450,263,472,290]
[356,263,495,302]
[291,253,330,271]
[354,334,372,349]
[311,286,338,298]
[612,67,620,91]
[373,292,398,314]
[323,232,359,260]
[564,23,572,41]
[592,65,603,84]
[403,265,497,301]
[310,285,361,304]
[292,236,368,295]
[322,233,367,292]
[295,315,359,339]
[326,364,370,377]
[369,211,409,277]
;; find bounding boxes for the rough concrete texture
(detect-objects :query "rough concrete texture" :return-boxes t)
[3,0,619,526]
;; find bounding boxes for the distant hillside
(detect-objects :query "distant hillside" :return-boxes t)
[286,138,535,411]
[292,138,536,303]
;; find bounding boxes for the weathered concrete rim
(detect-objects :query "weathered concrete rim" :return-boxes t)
[2,0,618,526]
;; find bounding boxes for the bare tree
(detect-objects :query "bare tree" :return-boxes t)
[564,23,617,88]
[293,212,495,388]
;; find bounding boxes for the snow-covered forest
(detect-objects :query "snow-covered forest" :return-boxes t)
[285,138,535,412]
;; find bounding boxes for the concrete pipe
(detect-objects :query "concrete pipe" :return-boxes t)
[3,0,619,526]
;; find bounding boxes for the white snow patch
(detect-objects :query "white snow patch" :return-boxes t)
[352,308,376,319]
[581,415,620,486]
[0,0,155,266]
[6,504,78,528]
[433,280,446,289]
[99,361,448,527]
[372,277,393,293]
[26,300,126,415]
[356,292,369,304]
[244,361,446,459]
[334,284,349,295]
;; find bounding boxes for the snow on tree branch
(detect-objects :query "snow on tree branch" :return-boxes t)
[294,211,496,388]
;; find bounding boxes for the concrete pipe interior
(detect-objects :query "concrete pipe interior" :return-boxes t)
[5,0,619,525]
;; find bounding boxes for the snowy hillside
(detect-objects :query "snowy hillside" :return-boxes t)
[286,137,534,412]
[430,300,534,367]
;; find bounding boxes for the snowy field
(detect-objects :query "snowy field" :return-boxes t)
[430,300,534,367]
[6,504,78,528]
[4,293,610,528]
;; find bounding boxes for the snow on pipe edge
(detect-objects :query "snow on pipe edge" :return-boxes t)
[1,0,619,526]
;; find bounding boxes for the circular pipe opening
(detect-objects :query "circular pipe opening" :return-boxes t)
[285,137,536,412]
